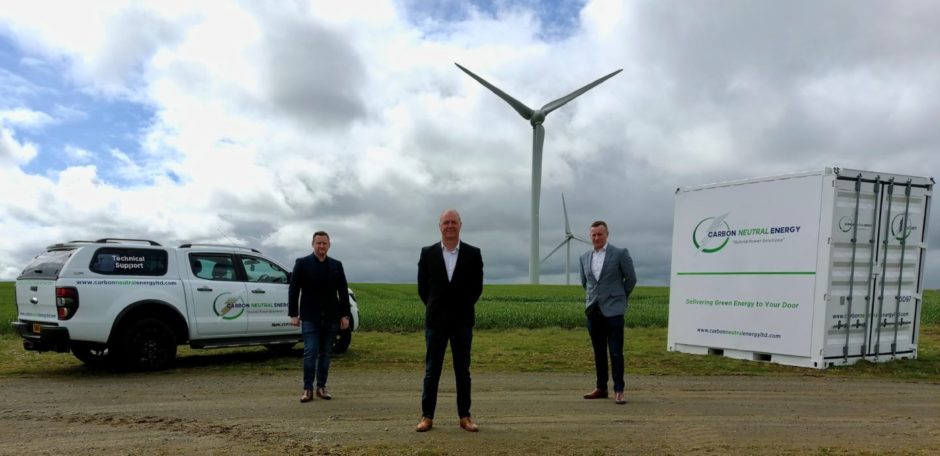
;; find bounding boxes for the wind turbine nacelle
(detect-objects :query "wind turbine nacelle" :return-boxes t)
[529,111,546,126]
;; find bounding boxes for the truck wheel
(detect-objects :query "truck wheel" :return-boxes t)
[71,342,113,368]
[120,318,177,371]
[332,330,351,354]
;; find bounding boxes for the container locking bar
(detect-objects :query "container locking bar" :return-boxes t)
[874,178,895,356]
[843,174,863,360]
[891,180,913,355]
[861,177,880,356]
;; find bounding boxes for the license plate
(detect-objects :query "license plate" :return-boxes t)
[32,323,41,334]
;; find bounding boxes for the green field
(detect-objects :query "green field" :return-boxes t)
[352,283,670,331]
[1,282,938,378]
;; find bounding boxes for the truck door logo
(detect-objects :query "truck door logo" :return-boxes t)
[213,293,247,320]
[692,214,731,253]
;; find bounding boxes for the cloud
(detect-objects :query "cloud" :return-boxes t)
[0,108,53,129]
[64,145,93,163]
[0,124,39,164]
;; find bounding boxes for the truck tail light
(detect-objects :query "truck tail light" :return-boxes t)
[56,287,79,320]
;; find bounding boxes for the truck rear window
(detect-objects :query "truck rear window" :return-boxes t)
[90,248,169,276]
[17,249,76,280]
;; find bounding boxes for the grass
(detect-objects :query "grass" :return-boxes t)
[1,281,938,380]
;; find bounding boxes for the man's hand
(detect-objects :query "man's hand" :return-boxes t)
[340,316,350,331]
[290,316,300,327]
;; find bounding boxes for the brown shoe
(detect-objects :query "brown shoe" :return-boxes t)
[415,417,433,432]
[583,388,608,399]
[459,416,479,432]
[315,387,332,400]
[300,389,313,403]
[614,391,626,404]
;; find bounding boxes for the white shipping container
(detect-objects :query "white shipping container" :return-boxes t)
[667,167,933,369]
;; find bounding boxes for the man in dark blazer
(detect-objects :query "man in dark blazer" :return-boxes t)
[579,220,636,405]
[289,231,351,403]
[415,209,484,433]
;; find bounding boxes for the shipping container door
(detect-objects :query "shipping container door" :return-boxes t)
[826,173,930,361]
[825,175,880,360]
[867,177,930,359]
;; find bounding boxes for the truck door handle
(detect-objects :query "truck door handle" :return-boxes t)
[197,287,213,292]
[251,289,266,294]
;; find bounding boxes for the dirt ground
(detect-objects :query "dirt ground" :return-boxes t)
[1,367,939,456]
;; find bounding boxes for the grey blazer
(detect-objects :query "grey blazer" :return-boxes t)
[579,243,637,317]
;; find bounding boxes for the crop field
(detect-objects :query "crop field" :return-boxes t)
[352,283,670,331]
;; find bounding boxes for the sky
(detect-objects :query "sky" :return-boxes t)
[1,0,940,287]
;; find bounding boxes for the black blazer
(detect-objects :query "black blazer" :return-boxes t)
[288,254,351,322]
[417,241,484,329]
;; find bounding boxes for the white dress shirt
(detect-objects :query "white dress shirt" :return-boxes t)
[591,243,607,281]
[441,241,460,281]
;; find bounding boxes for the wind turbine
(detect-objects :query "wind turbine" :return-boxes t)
[541,193,590,285]
[455,63,621,284]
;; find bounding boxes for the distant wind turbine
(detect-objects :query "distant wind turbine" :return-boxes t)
[541,193,590,285]
[455,62,622,284]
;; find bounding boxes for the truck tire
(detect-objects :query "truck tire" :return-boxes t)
[71,342,113,368]
[332,330,351,354]
[119,317,177,371]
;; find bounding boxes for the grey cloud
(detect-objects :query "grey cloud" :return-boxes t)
[87,6,187,97]
[255,10,366,129]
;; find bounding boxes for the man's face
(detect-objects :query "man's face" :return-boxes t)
[312,235,330,257]
[590,225,608,250]
[439,211,462,242]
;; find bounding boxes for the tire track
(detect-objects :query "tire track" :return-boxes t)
[3,409,333,455]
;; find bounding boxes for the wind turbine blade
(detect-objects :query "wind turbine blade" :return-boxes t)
[455,63,535,120]
[540,69,622,116]
[541,239,568,263]
[572,234,590,245]
[562,193,571,234]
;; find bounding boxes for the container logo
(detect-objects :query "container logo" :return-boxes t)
[891,214,916,241]
[692,213,802,253]
[838,216,873,233]
[692,214,732,253]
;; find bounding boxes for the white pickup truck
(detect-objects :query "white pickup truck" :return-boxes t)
[12,238,359,370]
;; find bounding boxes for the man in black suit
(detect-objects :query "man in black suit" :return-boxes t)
[415,209,484,433]
[289,231,351,403]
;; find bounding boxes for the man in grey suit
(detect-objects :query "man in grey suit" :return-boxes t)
[579,220,637,405]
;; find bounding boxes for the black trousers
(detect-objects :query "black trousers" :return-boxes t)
[588,314,625,392]
[421,325,473,419]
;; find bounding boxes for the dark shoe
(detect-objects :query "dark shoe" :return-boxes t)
[614,391,626,404]
[300,389,313,403]
[459,416,479,432]
[315,387,332,400]
[415,417,433,432]
[583,388,608,399]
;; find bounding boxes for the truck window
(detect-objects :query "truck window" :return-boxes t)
[239,255,289,283]
[89,248,168,276]
[189,254,237,282]
[17,249,76,279]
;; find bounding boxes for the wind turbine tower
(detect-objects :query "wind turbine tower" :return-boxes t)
[455,63,621,284]
[541,193,590,285]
